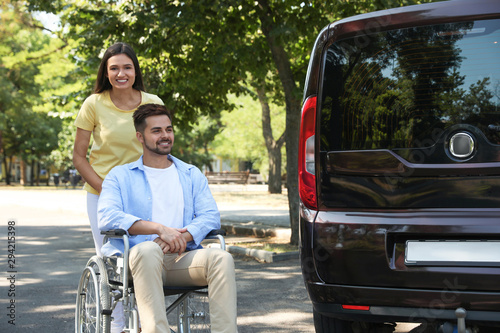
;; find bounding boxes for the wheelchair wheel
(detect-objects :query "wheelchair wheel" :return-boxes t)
[76,256,111,333]
[167,290,210,333]
[181,290,211,333]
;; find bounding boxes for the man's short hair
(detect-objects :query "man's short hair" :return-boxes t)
[133,104,172,133]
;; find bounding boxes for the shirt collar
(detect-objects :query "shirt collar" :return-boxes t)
[129,155,178,171]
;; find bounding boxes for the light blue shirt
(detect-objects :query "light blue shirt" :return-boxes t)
[98,155,220,256]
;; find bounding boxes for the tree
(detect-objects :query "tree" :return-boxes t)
[174,114,222,170]
[256,84,286,192]
[22,0,438,244]
[47,118,77,174]
[0,3,49,183]
[1,1,79,184]
[212,93,285,179]
[19,111,62,185]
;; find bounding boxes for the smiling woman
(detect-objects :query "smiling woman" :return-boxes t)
[72,42,164,333]
[107,55,136,85]
[72,42,163,256]
[105,53,141,109]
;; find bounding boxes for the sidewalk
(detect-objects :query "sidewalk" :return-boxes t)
[212,184,291,239]
[209,184,298,262]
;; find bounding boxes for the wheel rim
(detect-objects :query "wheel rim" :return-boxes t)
[76,266,101,333]
[76,256,111,333]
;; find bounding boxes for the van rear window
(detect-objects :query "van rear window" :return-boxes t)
[320,19,500,153]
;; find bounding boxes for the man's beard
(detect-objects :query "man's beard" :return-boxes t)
[144,139,172,155]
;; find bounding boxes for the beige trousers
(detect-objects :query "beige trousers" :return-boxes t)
[129,241,238,333]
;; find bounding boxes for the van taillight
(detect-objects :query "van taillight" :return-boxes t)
[299,96,317,210]
[342,305,370,311]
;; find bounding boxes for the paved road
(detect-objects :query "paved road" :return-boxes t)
[0,188,422,332]
[0,188,314,332]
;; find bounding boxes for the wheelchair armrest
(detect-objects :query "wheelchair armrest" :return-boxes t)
[101,229,224,238]
[101,228,226,250]
[204,229,226,251]
[205,229,226,238]
[101,229,128,237]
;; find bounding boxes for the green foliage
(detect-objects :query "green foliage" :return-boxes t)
[172,115,221,170]
[21,112,62,162]
[1,1,83,183]
[212,93,285,178]
[47,117,76,171]
[21,0,331,122]
[15,0,443,241]
[19,0,438,161]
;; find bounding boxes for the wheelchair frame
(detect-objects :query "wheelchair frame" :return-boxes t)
[75,229,226,333]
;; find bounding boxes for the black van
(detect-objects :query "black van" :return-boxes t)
[299,0,500,332]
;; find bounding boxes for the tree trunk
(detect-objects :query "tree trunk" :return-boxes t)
[267,146,282,193]
[0,130,3,184]
[258,0,302,245]
[20,160,26,185]
[3,156,11,185]
[203,145,213,172]
[36,161,41,186]
[30,160,35,186]
[256,85,285,194]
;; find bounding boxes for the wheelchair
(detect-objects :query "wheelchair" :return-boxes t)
[75,229,226,333]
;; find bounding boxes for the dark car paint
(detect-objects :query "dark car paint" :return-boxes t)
[300,0,500,325]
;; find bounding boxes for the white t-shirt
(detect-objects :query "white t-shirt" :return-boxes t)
[143,164,184,240]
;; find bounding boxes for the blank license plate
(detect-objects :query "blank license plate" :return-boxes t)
[405,240,500,266]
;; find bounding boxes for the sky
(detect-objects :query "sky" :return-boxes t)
[33,11,60,32]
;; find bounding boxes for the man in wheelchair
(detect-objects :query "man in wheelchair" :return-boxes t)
[97,103,238,333]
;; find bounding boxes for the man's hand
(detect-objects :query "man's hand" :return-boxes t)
[157,226,188,255]
[129,220,193,255]
[153,237,171,254]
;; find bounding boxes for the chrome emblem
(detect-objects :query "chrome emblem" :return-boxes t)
[449,132,474,159]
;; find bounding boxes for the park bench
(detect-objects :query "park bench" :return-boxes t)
[205,171,250,185]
